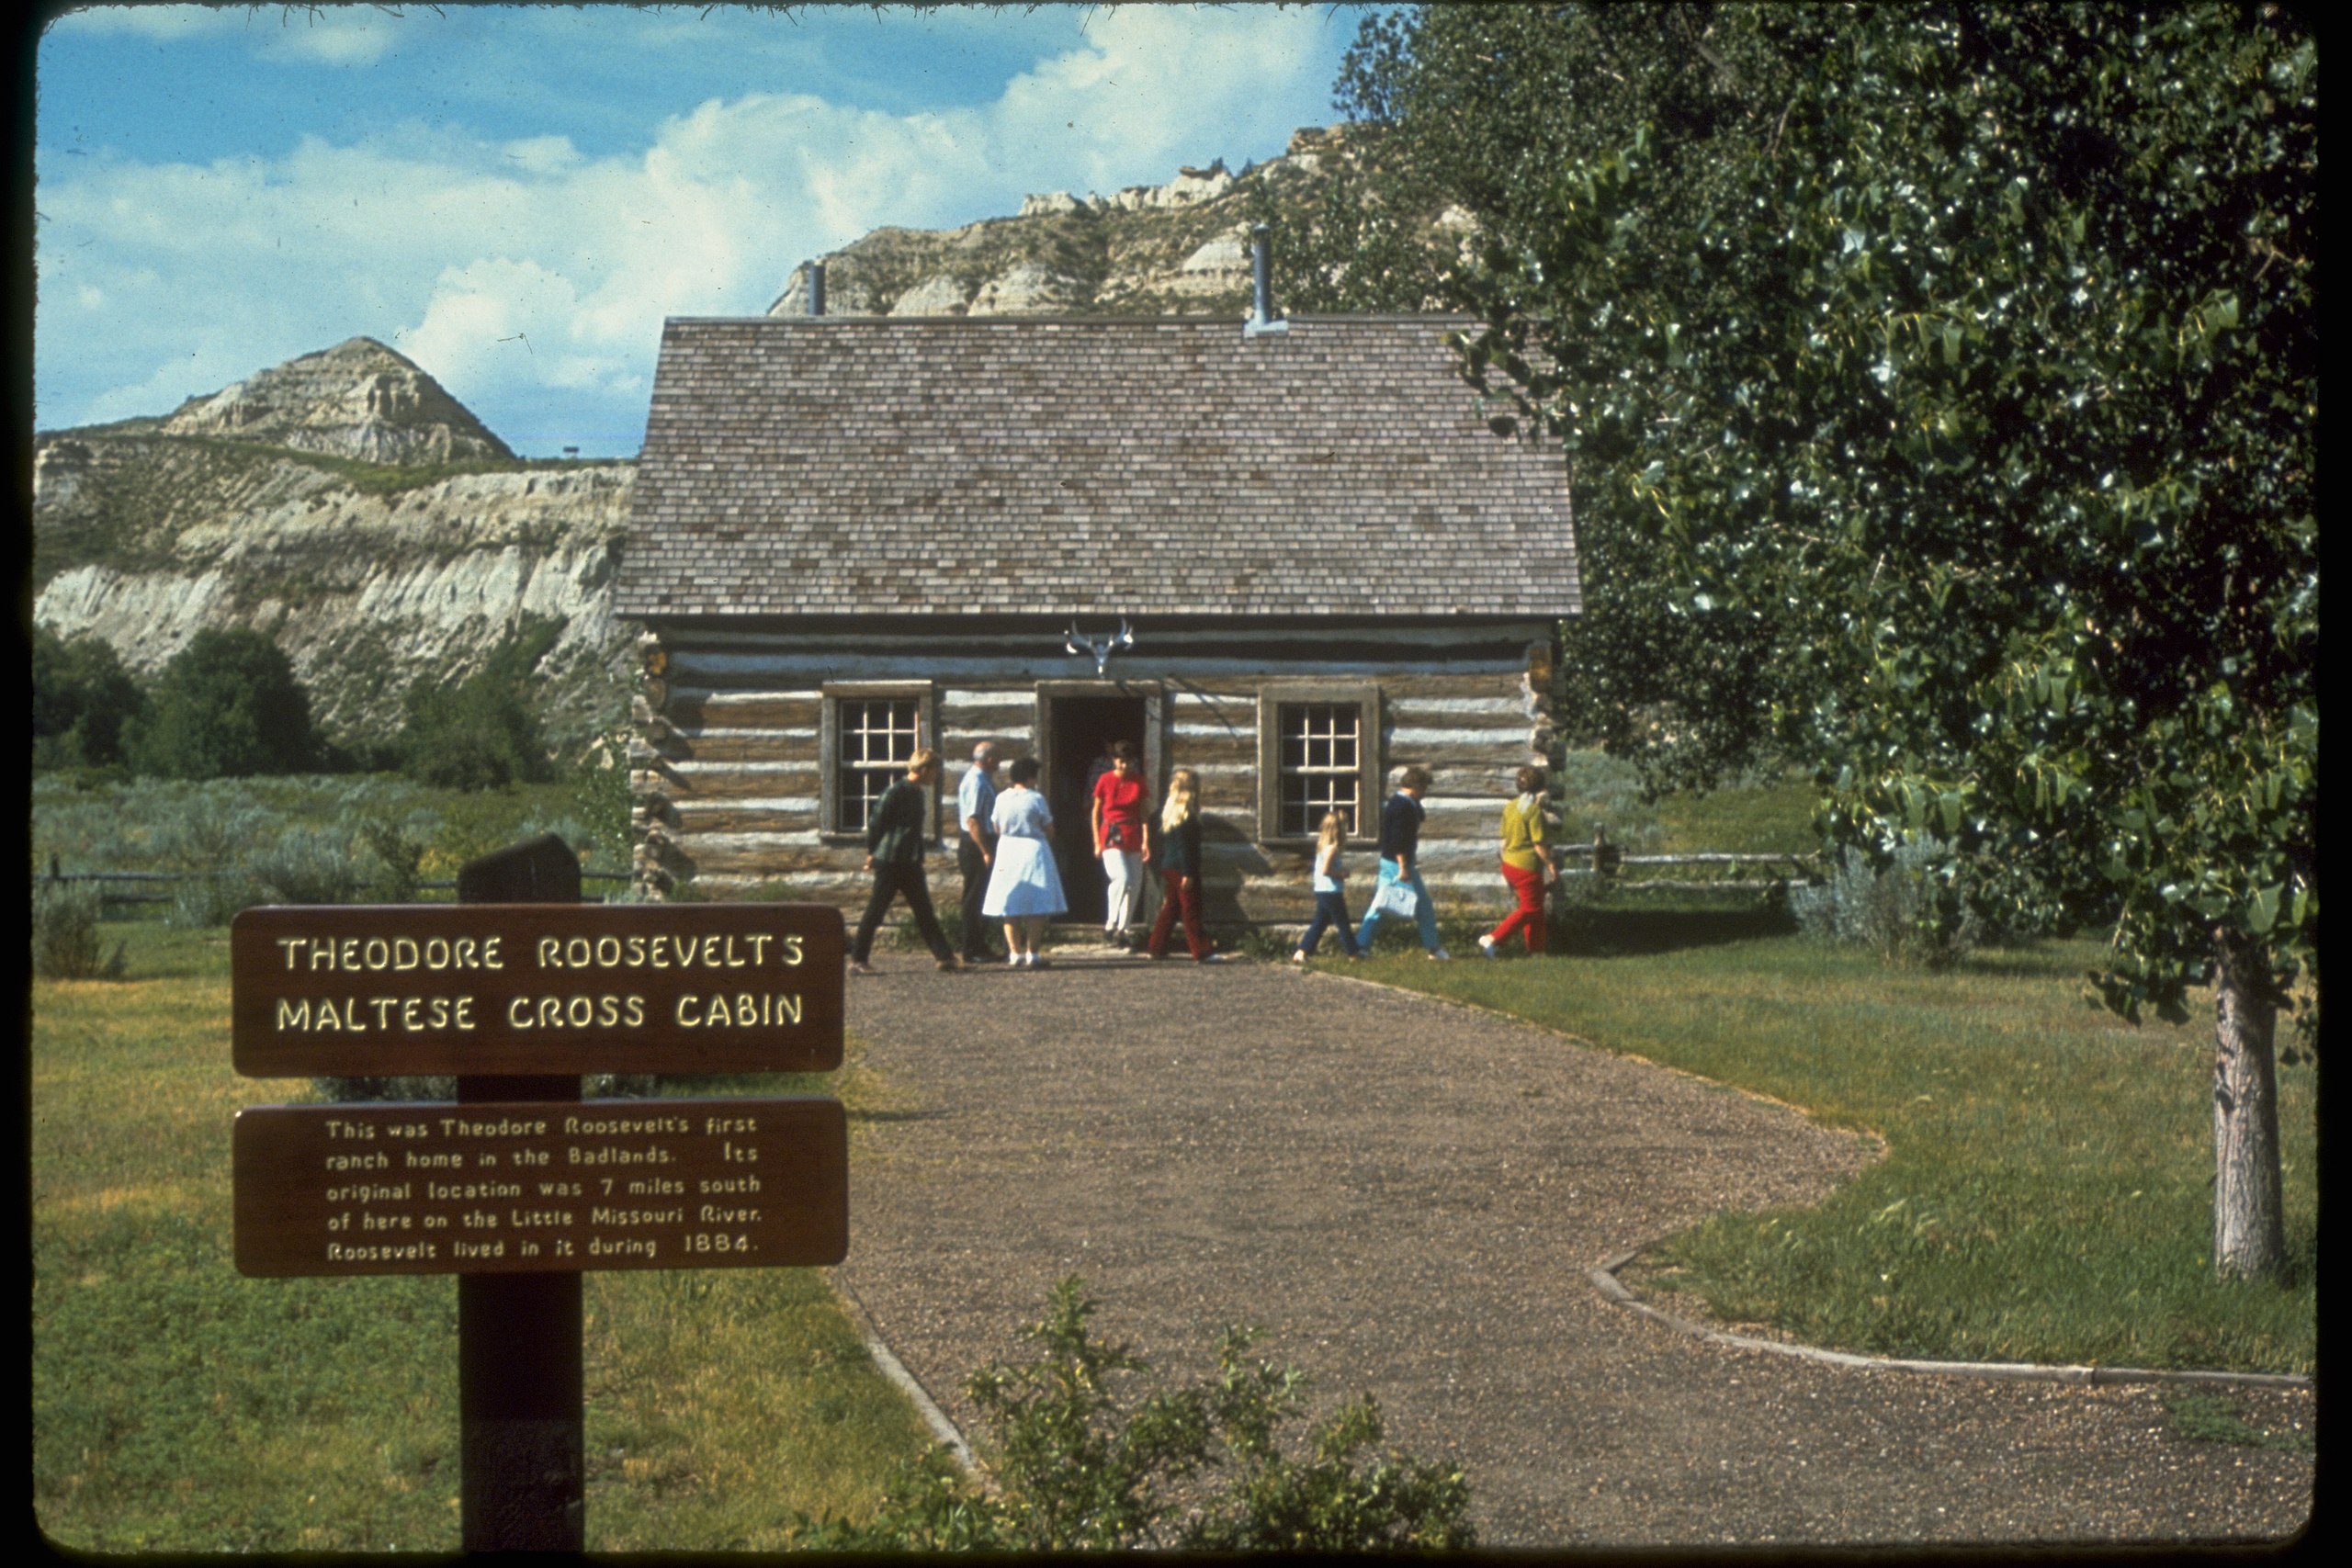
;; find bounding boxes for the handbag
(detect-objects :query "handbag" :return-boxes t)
[1370,876,1419,919]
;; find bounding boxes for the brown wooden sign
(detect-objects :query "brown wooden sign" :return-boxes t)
[231,903,844,1077]
[233,1097,847,1277]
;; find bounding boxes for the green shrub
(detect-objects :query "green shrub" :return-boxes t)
[399,619,560,790]
[31,882,127,980]
[125,626,316,779]
[792,1278,1474,1552]
[568,723,637,873]
[355,809,441,902]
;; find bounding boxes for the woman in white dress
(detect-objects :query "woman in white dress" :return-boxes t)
[982,756,1068,967]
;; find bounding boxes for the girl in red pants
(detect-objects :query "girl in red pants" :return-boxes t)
[1480,765,1556,957]
[1148,769,1220,962]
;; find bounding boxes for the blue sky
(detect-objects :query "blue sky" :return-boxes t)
[33,4,1369,456]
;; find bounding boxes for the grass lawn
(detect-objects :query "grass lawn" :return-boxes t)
[1354,930,2316,1377]
[32,923,933,1553]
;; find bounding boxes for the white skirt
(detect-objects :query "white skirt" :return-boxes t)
[983,837,1068,918]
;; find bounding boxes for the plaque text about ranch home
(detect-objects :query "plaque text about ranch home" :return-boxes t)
[233,1098,848,1278]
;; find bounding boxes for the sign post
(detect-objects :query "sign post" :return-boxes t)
[227,835,847,1551]
[456,836,584,1553]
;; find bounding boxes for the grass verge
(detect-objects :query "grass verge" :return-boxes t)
[1348,930,2316,1376]
[32,923,932,1552]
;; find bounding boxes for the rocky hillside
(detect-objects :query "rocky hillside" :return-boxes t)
[33,339,633,753]
[157,336,514,464]
[767,125,1388,318]
[33,127,1449,758]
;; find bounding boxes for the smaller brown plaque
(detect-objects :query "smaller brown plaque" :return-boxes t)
[234,1098,847,1277]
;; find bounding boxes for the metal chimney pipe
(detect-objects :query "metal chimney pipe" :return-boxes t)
[808,260,827,318]
[1251,224,1272,322]
[1245,224,1287,336]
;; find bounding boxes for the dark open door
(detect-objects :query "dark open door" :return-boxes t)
[1042,694,1148,927]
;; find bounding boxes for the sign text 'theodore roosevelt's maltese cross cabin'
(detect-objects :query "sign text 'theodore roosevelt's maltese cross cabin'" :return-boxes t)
[616,265,1579,931]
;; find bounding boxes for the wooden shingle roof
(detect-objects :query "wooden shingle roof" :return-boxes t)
[617,314,1577,620]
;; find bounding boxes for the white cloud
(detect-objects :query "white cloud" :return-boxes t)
[35,6,1352,452]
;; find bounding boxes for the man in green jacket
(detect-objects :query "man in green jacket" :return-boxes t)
[850,748,964,974]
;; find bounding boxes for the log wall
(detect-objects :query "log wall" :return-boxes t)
[629,621,1558,931]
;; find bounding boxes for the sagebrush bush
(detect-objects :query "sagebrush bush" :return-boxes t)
[246,826,371,907]
[31,882,127,980]
[167,875,253,929]
[791,1277,1475,1552]
[149,786,271,877]
[1549,749,1667,851]
[1790,836,1980,968]
[152,784,272,931]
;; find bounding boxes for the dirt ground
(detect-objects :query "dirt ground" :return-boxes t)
[825,950,2315,1550]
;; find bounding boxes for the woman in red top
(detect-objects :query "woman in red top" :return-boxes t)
[1091,739,1151,949]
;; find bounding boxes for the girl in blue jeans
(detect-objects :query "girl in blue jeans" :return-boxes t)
[1292,811,1363,961]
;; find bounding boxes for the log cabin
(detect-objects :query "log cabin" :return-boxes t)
[617,283,1579,935]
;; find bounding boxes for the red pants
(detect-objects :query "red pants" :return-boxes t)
[1487,862,1547,954]
[1148,874,1212,961]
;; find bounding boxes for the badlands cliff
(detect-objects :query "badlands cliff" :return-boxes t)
[33,338,634,751]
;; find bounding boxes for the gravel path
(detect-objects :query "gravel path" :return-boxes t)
[826,952,2314,1549]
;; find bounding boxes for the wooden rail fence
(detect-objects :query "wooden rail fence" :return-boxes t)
[1555,829,1824,899]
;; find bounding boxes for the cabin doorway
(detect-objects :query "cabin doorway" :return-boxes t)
[1040,692,1150,928]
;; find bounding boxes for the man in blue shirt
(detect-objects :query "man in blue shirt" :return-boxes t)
[956,740,1002,963]
[1354,764,1451,959]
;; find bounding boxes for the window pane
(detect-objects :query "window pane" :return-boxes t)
[1276,701,1361,837]
[838,697,920,831]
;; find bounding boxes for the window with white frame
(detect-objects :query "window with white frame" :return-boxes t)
[822,684,933,835]
[1257,685,1381,840]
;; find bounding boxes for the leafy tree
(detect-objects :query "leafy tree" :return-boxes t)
[397,617,560,790]
[124,626,316,779]
[1339,5,2315,1279]
[32,626,145,769]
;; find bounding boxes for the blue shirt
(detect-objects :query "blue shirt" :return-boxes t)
[957,764,1000,840]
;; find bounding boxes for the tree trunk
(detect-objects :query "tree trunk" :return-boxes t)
[2211,931,2286,1280]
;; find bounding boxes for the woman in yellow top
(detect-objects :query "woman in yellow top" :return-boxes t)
[1479,765,1556,958]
